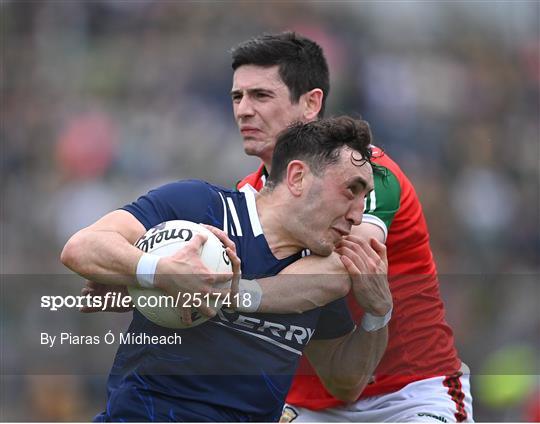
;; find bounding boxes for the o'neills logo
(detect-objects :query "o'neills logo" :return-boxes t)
[136,227,193,252]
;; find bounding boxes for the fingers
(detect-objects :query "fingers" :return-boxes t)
[212,271,235,284]
[336,239,372,265]
[226,246,241,298]
[196,304,217,319]
[338,236,386,269]
[184,232,208,253]
[226,246,241,273]
[339,239,392,316]
[85,280,100,290]
[336,245,368,273]
[180,306,192,325]
[338,237,377,260]
[80,282,98,312]
[200,224,237,253]
[340,254,359,276]
[82,280,107,295]
[204,285,233,296]
[179,301,219,326]
[369,237,387,256]
[80,282,133,313]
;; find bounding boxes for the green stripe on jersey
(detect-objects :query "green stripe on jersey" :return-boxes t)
[363,166,401,230]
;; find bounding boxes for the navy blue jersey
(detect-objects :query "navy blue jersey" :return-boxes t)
[95,180,353,422]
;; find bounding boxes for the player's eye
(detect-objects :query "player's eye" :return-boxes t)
[231,94,242,103]
[345,187,355,199]
[348,185,359,196]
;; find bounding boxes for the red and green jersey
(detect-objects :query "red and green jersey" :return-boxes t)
[237,147,461,408]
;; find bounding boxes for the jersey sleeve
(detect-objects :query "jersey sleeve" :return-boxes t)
[362,167,401,242]
[311,297,354,340]
[121,180,220,230]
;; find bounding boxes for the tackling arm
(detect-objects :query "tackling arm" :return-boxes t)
[255,253,351,313]
[304,324,388,403]
[304,225,392,402]
[254,223,386,313]
[200,225,351,314]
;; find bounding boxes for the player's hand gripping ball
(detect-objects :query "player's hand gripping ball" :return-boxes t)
[128,220,232,328]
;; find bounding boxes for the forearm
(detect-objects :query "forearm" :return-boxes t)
[61,228,143,286]
[254,254,351,314]
[306,325,388,403]
[256,274,349,313]
[326,326,387,402]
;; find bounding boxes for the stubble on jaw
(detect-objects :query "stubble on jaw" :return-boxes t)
[298,181,335,257]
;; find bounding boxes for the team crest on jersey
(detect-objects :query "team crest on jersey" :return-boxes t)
[279,406,298,423]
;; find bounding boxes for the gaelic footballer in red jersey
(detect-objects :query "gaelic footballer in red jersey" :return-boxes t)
[237,146,472,422]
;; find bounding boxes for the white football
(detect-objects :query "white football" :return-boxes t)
[128,220,232,328]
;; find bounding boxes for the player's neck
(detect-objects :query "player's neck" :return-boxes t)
[263,160,271,175]
[256,193,304,259]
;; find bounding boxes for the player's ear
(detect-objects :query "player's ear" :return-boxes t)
[286,160,307,196]
[302,88,323,121]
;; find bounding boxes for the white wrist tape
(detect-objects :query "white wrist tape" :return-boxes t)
[135,253,161,288]
[361,307,392,332]
[236,279,262,313]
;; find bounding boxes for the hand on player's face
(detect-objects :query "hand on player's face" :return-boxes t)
[335,235,392,317]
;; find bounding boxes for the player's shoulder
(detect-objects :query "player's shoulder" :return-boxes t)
[371,145,401,174]
[205,180,247,202]
[370,145,413,189]
[237,163,266,192]
[157,179,236,196]
[368,145,423,217]
[181,180,251,213]
[150,179,245,210]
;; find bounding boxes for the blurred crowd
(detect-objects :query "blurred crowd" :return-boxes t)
[1,1,539,421]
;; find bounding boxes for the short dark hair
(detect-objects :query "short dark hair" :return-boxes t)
[231,32,330,118]
[266,116,373,189]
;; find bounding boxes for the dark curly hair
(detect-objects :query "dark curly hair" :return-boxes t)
[266,116,374,189]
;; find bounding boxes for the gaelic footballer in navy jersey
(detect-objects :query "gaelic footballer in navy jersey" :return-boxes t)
[61,117,390,422]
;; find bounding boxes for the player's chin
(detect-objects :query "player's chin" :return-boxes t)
[242,136,261,145]
[308,241,334,257]
[243,142,261,156]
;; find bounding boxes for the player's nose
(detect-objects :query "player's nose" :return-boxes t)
[236,96,255,117]
[345,202,363,226]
